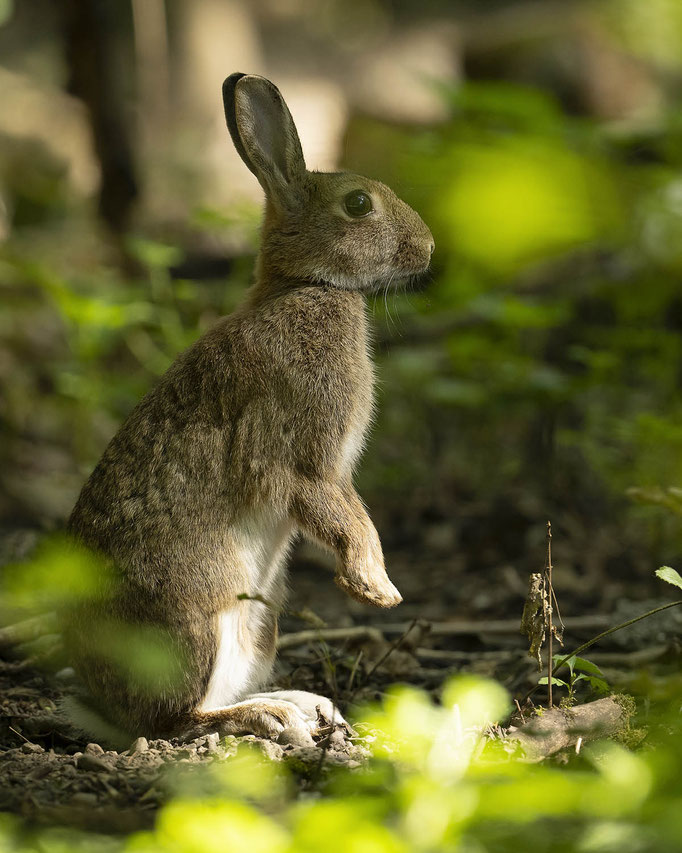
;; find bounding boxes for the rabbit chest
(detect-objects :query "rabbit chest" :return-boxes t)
[246,286,375,479]
[337,348,374,476]
[300,291,374,477]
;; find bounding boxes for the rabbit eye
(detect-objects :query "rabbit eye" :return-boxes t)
[344,190,373,218]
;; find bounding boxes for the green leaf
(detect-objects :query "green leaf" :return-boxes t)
[553,654,576,675]
[573,657,604,676]
[538,677,566,686]
[656,566,682,590]
[586,676,610,694]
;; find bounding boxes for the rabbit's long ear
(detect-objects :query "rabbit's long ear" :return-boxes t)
[223,73,306,203]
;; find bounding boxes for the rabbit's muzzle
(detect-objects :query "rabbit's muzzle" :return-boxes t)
[394,232,435,278]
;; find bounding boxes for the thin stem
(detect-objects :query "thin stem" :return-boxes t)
[546,521,553,708]
[358,618,419,689]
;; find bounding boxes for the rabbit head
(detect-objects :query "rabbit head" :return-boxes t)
[223,73,434,293]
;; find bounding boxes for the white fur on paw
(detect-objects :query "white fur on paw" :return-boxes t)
[250,691,347,731]
[228,697,309,735]
[365,543,383,573]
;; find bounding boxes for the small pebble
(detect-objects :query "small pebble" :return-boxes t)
[28,763,54,781]
[71,792,99,807]
[77,753,111,773]
[85,743,104,756]
[175,748,196,760]
[277,727,316,748]
[330,730,348,749]
[55,667,77,683]
[130,737,149,754]
[257,740,284,761]
[21,742,44,754]
[206,733,220,754]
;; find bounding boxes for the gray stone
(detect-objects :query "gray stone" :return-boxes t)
[277,727,316,748]
[130,737,149,754]
[257,740,284,761]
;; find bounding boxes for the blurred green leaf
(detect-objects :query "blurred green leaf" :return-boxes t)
[126,237,183,271]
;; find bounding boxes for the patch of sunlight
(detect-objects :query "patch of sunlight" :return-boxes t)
[438,137,619,274]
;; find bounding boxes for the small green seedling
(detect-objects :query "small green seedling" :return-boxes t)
[539,654,609,704]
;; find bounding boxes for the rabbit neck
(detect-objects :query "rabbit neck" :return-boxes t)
[247,271,367,313]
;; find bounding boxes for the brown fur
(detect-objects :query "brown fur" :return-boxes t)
[63,73,433,742]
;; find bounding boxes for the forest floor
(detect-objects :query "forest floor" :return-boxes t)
[1,531,681,834]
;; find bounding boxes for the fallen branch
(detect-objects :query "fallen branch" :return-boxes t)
[0,613,58,650]
[277,626,384,651]
[378,615,609,637]
[415,648,517,663]
[0,613,609,652]
[509,696,630,761]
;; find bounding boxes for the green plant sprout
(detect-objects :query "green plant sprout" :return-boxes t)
[539,654,609,705]
[523,565,682,707]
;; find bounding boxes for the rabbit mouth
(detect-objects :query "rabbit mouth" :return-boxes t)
[367,268,432,294]
[404,269,433,291]
[393,269,432,292]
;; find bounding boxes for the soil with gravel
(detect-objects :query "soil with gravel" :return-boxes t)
[1,532,680,834]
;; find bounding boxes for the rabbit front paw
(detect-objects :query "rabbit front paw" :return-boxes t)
[337,532,402,608]
[335,529,402,608]
[336,571,403,608]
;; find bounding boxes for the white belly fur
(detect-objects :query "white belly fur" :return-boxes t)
[199,515,294,712]
[339,414,371,477]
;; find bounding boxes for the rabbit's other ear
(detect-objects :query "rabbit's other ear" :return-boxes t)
[223,73,306,204]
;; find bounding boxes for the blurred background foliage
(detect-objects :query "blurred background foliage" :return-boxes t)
[3,0,681,590]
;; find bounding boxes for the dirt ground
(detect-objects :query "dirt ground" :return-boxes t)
[1,530,681,834]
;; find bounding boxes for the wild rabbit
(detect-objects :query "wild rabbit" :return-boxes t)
[63,73,434,746]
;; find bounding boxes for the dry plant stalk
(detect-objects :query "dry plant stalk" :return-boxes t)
[520,520,564,707]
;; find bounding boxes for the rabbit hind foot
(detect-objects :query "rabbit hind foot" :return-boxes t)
[182,691,353,742]
[181,696,316,743]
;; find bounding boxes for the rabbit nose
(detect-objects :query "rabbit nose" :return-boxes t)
[428,240,435,256]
